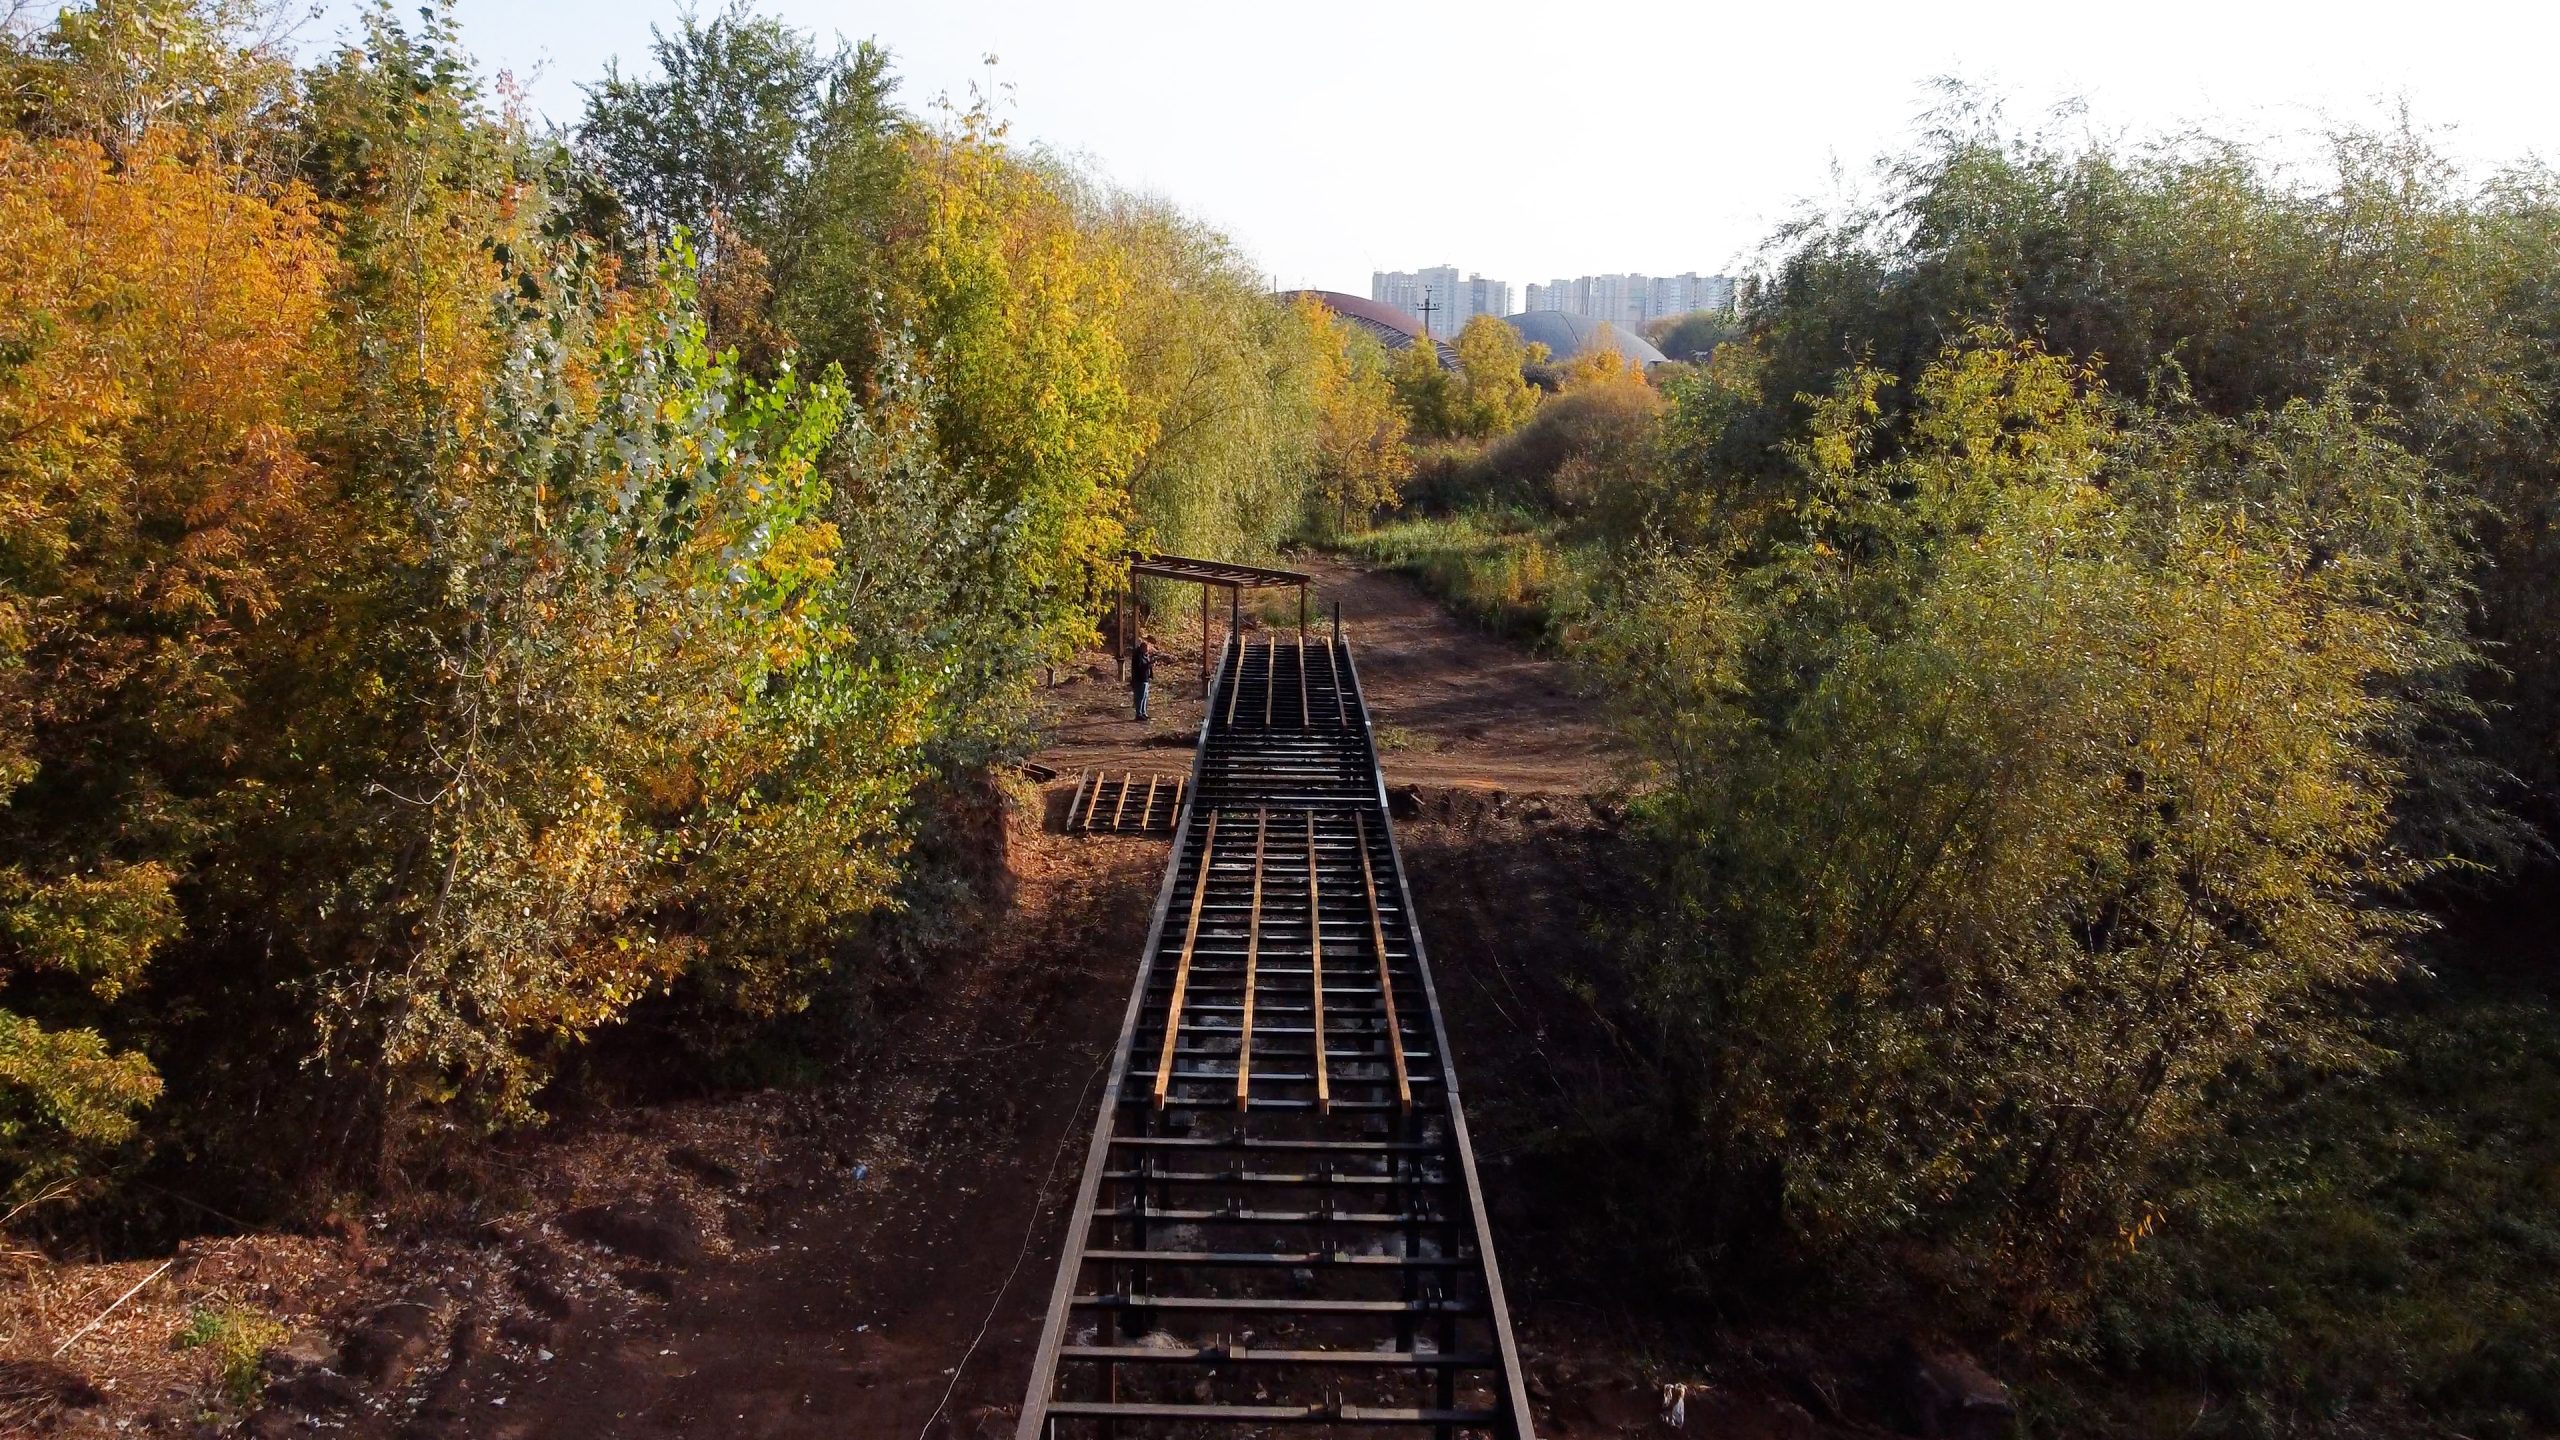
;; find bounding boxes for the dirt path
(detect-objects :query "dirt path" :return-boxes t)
[1034,551,1616,795]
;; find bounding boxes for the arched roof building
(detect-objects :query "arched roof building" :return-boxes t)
[1499,311,1667,368]
[1277,290,1460,367]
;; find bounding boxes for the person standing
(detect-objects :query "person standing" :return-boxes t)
[1129,635,1156,721]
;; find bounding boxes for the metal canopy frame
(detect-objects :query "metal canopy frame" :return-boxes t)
[1129,554,1312,589]
[1118,553,1315,696]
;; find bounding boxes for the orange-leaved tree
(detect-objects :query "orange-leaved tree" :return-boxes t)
[0,126,336,1196]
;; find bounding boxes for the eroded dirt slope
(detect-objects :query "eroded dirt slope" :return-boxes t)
[434,823,1157,1440]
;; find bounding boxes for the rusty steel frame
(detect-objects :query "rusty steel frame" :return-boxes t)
[1015,628,1534,1439]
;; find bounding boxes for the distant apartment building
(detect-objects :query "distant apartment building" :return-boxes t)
[1371,266,1512,341]
[1526,272,1736,327]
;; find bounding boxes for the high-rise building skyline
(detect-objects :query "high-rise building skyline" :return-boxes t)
[1525,272,1736,328]
[1374,268,1737,339]
[1370,266,1511,340]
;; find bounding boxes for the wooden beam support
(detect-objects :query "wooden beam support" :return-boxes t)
[1353,813,1412,1114]
[1224,622,1245,729]
[1297,631,1311,729]
[1153,811,1223,1110]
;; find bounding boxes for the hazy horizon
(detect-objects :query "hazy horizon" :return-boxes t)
[300,0,2560,297]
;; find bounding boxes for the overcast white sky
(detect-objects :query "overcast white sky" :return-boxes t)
[308,0,2558,298]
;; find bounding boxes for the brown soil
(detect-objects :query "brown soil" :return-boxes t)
[1035,551,1616,795]
[6,559,1852,1440]
[419,820,1161,1440]
[0,814,1162,1440]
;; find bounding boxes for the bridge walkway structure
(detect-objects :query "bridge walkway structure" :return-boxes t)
[1016,625,1534,1439]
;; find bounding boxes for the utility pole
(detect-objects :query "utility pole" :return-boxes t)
[1415,285,1440,345]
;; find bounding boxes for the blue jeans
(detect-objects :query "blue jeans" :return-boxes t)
[1134,681,1149,719]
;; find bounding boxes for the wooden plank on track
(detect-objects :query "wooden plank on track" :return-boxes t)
[1236,808,1268,1111]
[1153,811,1223,1110]
[1306,811,1329,1115]
[1141,773,1160,831]
[1068,769,1092,833]
[1225,635,1245,728]
[1324,639,1347,727]
[1263,635,1277,728]
[1353,812,1412,1114]
[1112,771,1134,831]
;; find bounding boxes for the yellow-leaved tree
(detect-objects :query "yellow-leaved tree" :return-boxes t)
[887,100,1148,713]
[1450,313,1542,436]
[1590,334,2453,1296]
[1558,330,1643,393]
[1096,195,1318,564]
[1293,296,1412,533]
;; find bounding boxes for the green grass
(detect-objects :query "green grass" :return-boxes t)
[1370,722,1436,753]
[1332,508,1591,644]
[177,1304,289,1406]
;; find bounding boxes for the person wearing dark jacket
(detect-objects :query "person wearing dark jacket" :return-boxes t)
[1129,636,1155,721]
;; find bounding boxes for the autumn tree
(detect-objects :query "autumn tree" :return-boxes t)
[1556,330,1645,393]
[6,0,299,164]
[1099,195,1320,563]
[1294,297,1411,533]
[0,106,335,1195]
[1449,313,1542,437]
[1589,334,2465,1293]
[879,101,1145,719]
[1735,101,2550,851]
[1387,330,1457,439]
